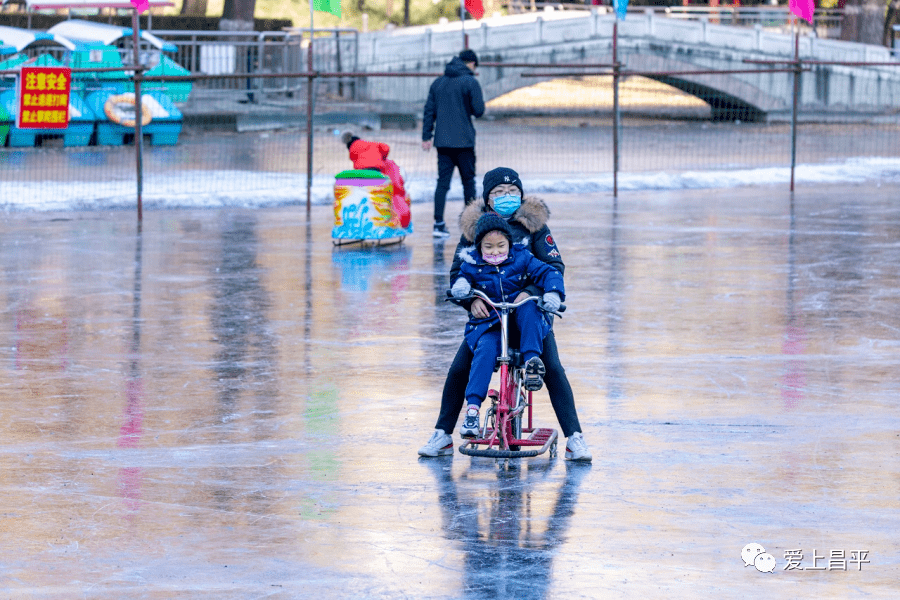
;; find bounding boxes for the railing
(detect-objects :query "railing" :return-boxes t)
[148,28,359,100]
[499,3,843,38]
[658,6,843,37]
[500,0,587,12]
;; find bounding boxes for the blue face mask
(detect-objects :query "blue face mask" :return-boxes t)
[492,194,521,217]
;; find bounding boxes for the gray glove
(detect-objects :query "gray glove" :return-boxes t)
[542,292,561,312]
[451,278,471,298]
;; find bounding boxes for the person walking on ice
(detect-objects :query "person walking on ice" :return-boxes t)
[421,49,485,238]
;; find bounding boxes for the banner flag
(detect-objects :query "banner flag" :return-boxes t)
[313,0,341,17]
[465,0,484,20]
[613,0,628,21]
[789,0,814,23]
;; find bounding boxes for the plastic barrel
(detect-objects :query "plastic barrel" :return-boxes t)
[332,169,414,241]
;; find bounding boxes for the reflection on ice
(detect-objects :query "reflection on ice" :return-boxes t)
[424,457,591,600]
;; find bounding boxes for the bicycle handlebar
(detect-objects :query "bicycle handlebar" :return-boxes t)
[469,289,540,310]
[446,289,565,317]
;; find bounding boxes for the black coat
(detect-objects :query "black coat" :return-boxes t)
[422,57,485,148]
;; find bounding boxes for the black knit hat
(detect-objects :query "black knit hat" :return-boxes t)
[341,131,360,149]
[459,49,479,67]
[474,213,513,248]
[482,167,523,203]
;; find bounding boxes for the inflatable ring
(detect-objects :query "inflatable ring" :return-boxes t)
[104,93,152,128]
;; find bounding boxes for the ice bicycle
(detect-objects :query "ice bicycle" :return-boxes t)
[449,289,564,459]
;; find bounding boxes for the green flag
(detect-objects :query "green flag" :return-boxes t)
[313,0,341,17]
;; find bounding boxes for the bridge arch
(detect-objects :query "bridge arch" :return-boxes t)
[359,12,900,121]
[473,48,789,122]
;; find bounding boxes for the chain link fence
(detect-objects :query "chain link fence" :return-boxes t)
[1,28,898,210]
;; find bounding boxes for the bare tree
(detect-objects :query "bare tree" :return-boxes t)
[180,0,208,16]
[219,0,257,102]
[221,0,257,30]
[885,0,900,46]
[840,0,886,45]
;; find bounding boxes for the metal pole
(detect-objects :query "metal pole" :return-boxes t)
[612,20,619,198]
[335,30,343,97]
[460,0,467,49]
[790,19,799,192]
[306,3,315,216]
[131,9,144,222]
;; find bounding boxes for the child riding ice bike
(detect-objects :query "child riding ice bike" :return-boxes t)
[446,213,565,458]
[452,289,565,458]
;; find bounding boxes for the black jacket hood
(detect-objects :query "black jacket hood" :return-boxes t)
[444,56,473,78]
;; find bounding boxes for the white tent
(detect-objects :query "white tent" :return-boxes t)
[21,0,172,9]
[0,24,76,51]
[48,19,177,52]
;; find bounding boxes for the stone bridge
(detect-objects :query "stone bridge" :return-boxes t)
[354,10,900,121]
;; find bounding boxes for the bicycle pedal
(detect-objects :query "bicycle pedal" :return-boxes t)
[523,361,546,391]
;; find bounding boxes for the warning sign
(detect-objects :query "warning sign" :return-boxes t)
[17,66,71,129]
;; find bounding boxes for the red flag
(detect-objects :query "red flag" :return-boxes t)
[465,0,484,20]
[789,0,814,23]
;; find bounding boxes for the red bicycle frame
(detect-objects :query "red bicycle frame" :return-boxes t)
[457,291,558,459]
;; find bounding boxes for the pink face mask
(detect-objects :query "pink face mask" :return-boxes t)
[483,252,508,265]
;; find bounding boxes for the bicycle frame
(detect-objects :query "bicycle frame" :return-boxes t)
[457,290,559,459]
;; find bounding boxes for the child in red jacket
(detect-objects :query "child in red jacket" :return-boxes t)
[341,132,411,228]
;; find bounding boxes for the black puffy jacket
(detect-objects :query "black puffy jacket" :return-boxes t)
[422,57,485,148]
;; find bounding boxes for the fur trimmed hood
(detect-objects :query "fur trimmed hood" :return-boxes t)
[458,196,551,243]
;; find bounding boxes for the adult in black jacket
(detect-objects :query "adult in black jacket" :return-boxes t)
[418,167,592,461]
[422,49,485,237]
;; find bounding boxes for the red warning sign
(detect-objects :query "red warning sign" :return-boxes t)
[17,66,71,129]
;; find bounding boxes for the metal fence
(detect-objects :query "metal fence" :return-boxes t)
[1,33,898,213]
[147,28,360,100]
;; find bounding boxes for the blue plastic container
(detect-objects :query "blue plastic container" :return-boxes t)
[85,89,182,146]
[0,89,96,147]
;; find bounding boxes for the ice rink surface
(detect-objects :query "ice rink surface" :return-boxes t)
[0,183,897,598]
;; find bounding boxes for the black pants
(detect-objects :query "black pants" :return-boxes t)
[434,147,476,223]
[435,330,582,438]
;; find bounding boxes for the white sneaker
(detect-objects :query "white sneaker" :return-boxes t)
[459,407,481,438]
[565,432,592,462]
[418,429,454,457]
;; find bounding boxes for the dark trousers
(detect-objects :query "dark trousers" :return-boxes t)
[436,329,582,437]
[465,303,546,407]
[434,147,476,223]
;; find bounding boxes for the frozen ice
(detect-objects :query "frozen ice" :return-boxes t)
[0,183,897,597]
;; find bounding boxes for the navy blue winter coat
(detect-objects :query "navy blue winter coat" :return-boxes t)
[456,244,565,351]
[422,56,485,148]
[451,197,564,305]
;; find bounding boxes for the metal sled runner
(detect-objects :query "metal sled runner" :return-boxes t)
[453,290,562,459]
